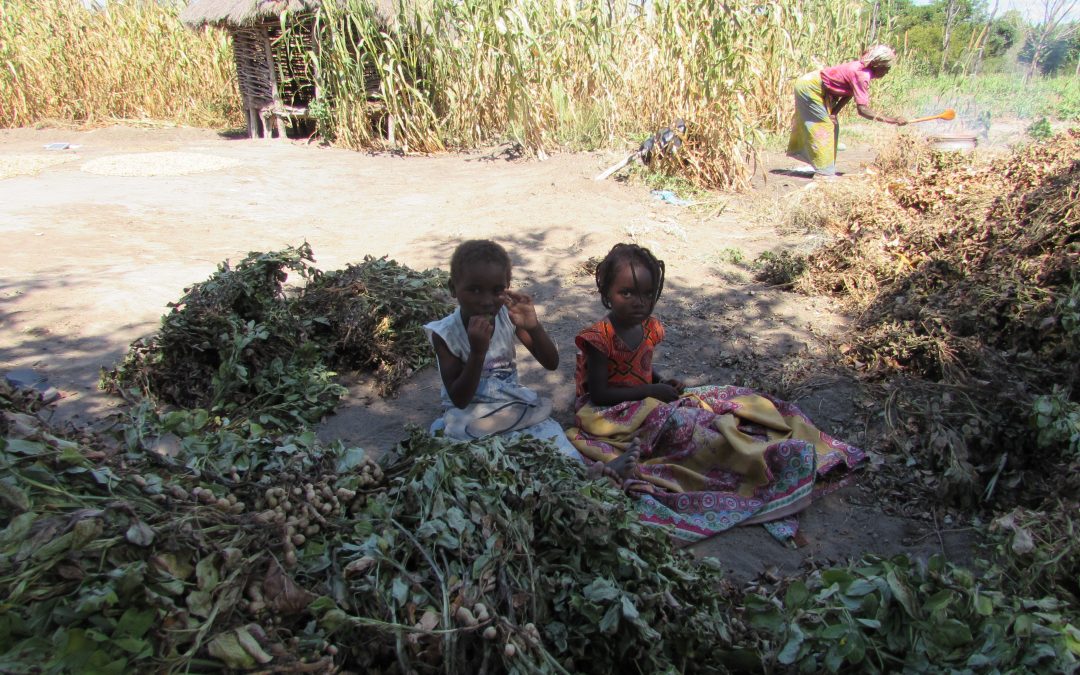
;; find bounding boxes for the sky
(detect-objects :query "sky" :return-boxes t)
[994,0,1080,21]
[914,0,1080,21]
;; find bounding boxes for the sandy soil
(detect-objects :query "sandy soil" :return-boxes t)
[0,124,976,582]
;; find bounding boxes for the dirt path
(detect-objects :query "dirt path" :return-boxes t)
[0,125,973,581]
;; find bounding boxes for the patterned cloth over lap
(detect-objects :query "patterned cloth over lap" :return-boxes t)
[569,318,866,543]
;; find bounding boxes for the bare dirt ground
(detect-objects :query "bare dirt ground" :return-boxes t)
[0,124,976,582]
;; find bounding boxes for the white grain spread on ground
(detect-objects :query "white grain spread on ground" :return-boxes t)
[80,152,240,176]
[0,153,76,179]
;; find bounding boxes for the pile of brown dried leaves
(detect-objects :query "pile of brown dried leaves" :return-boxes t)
[782,130,1080,507]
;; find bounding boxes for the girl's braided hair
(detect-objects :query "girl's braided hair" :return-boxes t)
[449,239,512,286]
[594,243,665,309]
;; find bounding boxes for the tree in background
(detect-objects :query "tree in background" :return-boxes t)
[980,9,1026,72]
[887,0,1017,73]
[940,0,964,72]
[885,0,1053,74]
[1073,31,1080,74]
[1019,0,1079,78]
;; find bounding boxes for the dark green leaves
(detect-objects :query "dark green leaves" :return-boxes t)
[323,431,739,673]
[768,554,1078,673]
[101,247,449,431]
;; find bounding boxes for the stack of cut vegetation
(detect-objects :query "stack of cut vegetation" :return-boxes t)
[102,244,339,430]
[775,130,1080,508]
[101,244,452,430]
[0,378,375,672]
[297,256,451,395]
[7,371,1080,672]
[0,378,750,673]
[317,432,748,673]
[752,548,1080,673]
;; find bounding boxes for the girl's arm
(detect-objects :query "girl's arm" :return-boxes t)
[505,290,559,370]
[432,330,487,409]
[652,369,685,394]
[586,345,678,405]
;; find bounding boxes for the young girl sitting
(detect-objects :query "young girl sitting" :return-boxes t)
[567,243,865,542]
[424,240,583,461]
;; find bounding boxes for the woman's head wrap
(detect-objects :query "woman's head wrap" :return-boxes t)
[860,45,896,68]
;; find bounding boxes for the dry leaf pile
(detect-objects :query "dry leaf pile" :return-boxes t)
[782,130,1080,506]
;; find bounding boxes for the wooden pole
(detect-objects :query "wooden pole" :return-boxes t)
[262,26,283,140]
[594,150,639,181]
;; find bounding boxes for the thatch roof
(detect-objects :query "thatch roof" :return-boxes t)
[181,0,318,27]
[181,0,397,28]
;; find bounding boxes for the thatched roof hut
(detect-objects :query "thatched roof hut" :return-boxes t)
[180,0,399,27]
[180,0,322,28]
[182,0,345,139]
[182,0,402,141]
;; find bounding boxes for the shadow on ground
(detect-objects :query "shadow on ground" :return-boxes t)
[0,127,976,584]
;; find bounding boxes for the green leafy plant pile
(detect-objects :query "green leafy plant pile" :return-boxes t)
[8,378,1080,672]
[749,554,1079,673]
[779,130,1080,506]
[101,244,451,430]
[296,256,452,395]
[100,244,336,430]
[313,431,747,674]
[3,377,750,673]
[0,379,387,672]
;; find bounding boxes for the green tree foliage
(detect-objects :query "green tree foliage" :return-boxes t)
[1019,23,1080,75]
[885,0,1019,74]
[883,0,1078,77]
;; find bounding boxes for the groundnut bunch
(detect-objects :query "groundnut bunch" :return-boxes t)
[191,486,245,513]
[248,465,385,567]
[132,474,247,514]
[357,460,384,488]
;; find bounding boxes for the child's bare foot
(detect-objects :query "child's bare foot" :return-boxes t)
[607,450,641,482]
[611,439,643,479]
[586,439,642,484]
[586,460,618,481]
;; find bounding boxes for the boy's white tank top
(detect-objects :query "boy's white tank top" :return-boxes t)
[423,306,532,409]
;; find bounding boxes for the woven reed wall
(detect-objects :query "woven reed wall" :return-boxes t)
[267,18,317,108]
[228,13,381,136]
[232,26,275,106]
[363,63,380,98]
[230,17,318,110]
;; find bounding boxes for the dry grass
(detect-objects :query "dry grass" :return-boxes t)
[312,0,870,190]
[0,0,241,128]
[3,0,874,189]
